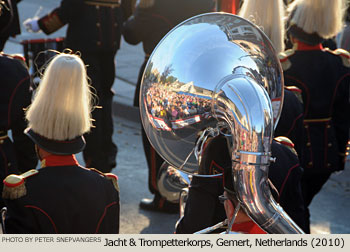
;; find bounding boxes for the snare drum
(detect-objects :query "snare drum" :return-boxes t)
[21,37,65,80]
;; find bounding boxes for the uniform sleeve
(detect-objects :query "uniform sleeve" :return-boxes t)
[38,0,83,35]
[8,60,37,172]
[269,142,307,232]
[95,180,120,234]
[332,72,350,170]
[4,198,36,234]
[122,6,155,45]
[121,0,135,21]
[278,164,307,232]
[175,176,226,234]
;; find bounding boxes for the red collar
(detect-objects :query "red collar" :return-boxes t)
[295,41,323,51]
[232,221,267,234]
[41,155,79,168]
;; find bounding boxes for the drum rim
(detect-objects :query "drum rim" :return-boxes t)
[21,37,65,45]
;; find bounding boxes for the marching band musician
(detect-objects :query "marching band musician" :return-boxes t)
[175,135,307,234]
[122,0,216,213]
[282,0,350,233]
[239,0,306,161]
[2,53,120,234]
[23,0,132,173]
[0,1,37,211]
[0,52,38,211]
[175,0,309,233]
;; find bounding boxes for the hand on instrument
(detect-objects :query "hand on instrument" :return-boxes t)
[23,18,40,33]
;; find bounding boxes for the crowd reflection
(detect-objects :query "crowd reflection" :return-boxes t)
[145,82,211,121]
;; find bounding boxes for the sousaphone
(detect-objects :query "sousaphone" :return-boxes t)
[140,12,303,234]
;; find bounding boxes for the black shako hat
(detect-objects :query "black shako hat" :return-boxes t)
[288,24,324,45]
[25,128,85,155]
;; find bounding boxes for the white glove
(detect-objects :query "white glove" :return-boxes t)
[23,18,41,33]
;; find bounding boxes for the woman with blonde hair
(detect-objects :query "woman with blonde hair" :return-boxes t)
[281,0,350,233]
[2,53,120,234]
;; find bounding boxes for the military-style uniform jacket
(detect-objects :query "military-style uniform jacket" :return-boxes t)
[175,138,307,234]
[3,155,120,234]
[123,0,216,55]
[37,0,127,53]
[0,0,22,49]
[280,42,350,173]
[0,53,37,207]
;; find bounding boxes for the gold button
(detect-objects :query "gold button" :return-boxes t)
[97,41,101,46]
[308,162,313,166]
[304,124,308,129]
[0,139,3,144]
[8,162,11,167]
[96,5,100,9]
[327,125,331,128]
[346,147,350,150]
[114,23,118,27]
[306,142,311,147]
[96,23,100,27]
[328,143,332,147]
[327,163,331,167]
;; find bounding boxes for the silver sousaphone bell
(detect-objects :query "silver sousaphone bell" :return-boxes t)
[140,12,303,234]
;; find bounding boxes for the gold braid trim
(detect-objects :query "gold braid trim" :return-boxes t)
[324,48,350,68]
[2,170,39,200]
[89,168,119,192]
[278,49,295,71]
[274,136,298,157]
[85,0,121,7]
[304,117,332,123]
[41,11,65,34]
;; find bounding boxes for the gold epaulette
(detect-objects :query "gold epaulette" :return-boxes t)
[278,49,295,71]
[11,54,26,63]
[0,52,25,62]
[285,85,303,104]
[105,173,120,192]
[285,85,301,93]
[89,168,119,192]
[2,170,39,200]
[324,48,350,67]
[274,136,298,157]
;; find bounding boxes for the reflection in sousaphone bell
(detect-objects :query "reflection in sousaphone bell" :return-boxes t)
[141,13,303,233]
[157,162,190,203]
[140,12,284,174]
